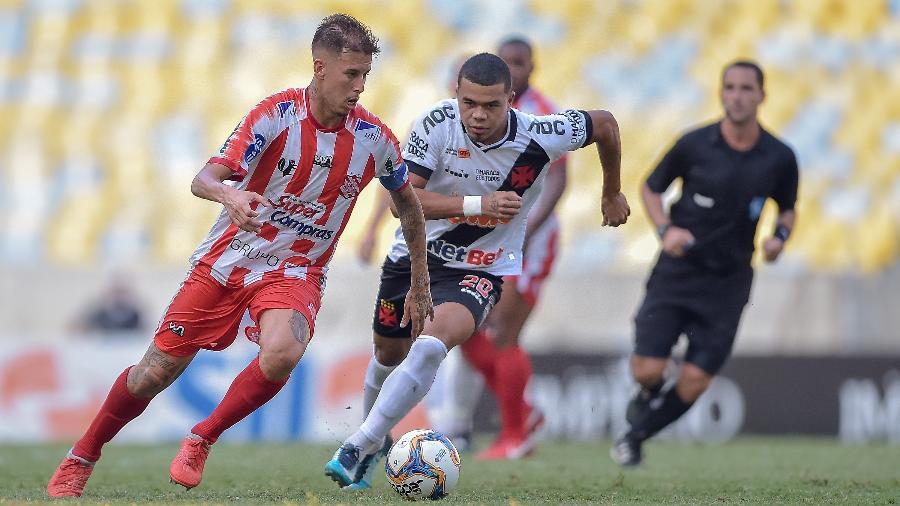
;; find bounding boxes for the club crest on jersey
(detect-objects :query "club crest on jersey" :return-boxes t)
[339,173,363,199]
[510,165,536,191]
[355,119,381,142]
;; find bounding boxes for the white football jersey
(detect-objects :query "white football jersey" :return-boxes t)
[387,98,592,276]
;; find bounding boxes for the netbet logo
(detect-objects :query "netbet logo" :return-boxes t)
[427,239,504,266]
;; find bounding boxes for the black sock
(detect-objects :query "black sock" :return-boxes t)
[627,387,693,442]
[640,380,664,400]
[626,379,665,425]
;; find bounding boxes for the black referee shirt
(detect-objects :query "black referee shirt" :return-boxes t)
[647,122,799,273]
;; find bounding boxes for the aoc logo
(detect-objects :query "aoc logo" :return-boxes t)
[243,133,266,163]
[422,103,456,134]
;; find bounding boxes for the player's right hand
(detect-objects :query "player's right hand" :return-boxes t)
[222,188,272,234]
[481,191,522,221]
[662,226,696,257]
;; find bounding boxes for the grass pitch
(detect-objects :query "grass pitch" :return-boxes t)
[2,437,898,504]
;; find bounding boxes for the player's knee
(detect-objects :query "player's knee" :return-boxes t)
[630,357,665,386]
[259,347,301,380]
[374,343,408,367]
[126,366,171,398]
[677,365,712,401]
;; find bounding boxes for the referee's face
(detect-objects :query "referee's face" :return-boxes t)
[457,78,513,144]
[721,67,764,125]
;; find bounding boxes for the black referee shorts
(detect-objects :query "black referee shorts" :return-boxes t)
[372,256,504,338]
[633,254,753,375]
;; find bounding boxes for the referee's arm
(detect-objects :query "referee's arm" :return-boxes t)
[762,150,800,263]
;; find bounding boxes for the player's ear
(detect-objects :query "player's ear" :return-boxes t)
[313,57,326,79]
[508,90,515,106]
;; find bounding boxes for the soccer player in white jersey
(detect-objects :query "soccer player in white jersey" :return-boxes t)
[325,52,630,490]
[47,14,433,498]
[443,36,570,460]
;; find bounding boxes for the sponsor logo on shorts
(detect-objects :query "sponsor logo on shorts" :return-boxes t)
[168,322,185,337]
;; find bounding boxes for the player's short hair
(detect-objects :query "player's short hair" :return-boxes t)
[498,36,532,56]
[312,13,380,55]
[458,53,511,92]
[724,60,764,89]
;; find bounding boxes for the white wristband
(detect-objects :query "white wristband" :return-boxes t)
[462,195,482,217]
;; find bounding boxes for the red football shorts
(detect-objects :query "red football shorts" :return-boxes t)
[154,265,322,357]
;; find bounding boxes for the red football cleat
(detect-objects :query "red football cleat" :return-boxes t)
[169,435,212,489]
[47,452,95,498]
[477,406,545,461]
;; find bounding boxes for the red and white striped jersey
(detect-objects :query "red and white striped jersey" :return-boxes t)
[191,87,409,287]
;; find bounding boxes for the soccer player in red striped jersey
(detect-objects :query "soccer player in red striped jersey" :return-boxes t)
[47,14,433,498]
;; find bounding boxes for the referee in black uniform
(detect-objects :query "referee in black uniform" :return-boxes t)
[611,60,799,467]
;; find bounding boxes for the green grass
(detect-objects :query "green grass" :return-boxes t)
[2,438,898,505]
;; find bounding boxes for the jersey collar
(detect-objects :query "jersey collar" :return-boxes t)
[469,110,518,152]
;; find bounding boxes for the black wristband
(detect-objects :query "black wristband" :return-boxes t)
[657,223,671,239]
[774,224,791,242]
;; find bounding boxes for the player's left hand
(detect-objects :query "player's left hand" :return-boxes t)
[762,237,784,263]
[401,271,434,338]
[601,191,631,227]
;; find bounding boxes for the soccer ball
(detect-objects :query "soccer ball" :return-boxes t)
[385,429,461,500]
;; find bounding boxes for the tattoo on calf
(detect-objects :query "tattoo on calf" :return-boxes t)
[145,350,179,371]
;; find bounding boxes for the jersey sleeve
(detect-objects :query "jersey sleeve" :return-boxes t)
[209,89,299,182]
[374,124,410,192]
[400,102,451,180]
[526,109,593,162]
[770,148,799,212]
[645,136,689,193]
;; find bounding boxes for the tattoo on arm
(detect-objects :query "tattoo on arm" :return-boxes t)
[289,311,310,345]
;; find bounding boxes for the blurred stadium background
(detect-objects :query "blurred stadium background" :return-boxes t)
[0,0,898,448]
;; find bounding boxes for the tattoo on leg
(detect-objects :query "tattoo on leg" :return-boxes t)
[289,311,309,345]
[144,350,179,372]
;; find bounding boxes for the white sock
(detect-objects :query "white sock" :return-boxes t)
[346,335,448,453]
[363,355,396,419]
[443,348,484,436]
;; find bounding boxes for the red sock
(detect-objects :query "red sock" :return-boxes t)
[461,329,499,390]
[73,366,151,462]
[494,346,532,440]
[191,357,288,443]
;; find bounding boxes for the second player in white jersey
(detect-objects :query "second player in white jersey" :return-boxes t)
[387,98,590,275]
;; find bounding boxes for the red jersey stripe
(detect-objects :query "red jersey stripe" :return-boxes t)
[313,128,355,226]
